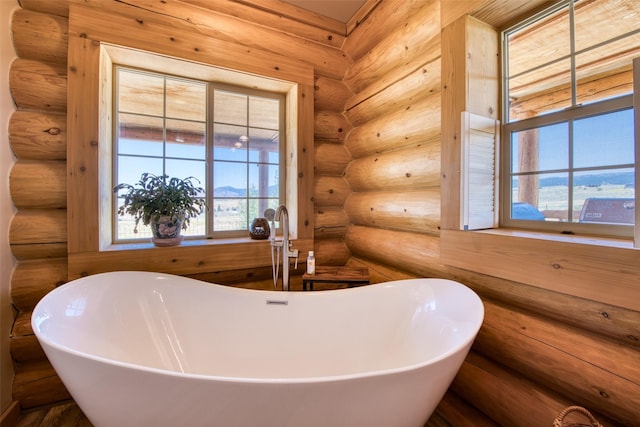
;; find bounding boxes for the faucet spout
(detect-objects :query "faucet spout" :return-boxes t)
[273,205,298,291]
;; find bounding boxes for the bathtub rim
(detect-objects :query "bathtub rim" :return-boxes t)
[32,271,484,385]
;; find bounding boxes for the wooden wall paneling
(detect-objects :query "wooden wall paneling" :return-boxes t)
[9,59,67,112]
[12,360,70,410]
[441,229,640,312]
[314,207,350,240]
[313,76,352,112]
[314,110,351,144]
[345,0,382,36]
[440,14,498,231]
[450,352,621,427]
[10,312,45,364]
[9,111,67,160]
[221,0,346,36]
[345,256,416,283]
[343,0,440,94]
[9,210,67,248]
[428,391,498,427]
[313,176,350,207]
[476,300,640,425]
[343,0,433,62]
[9,161,66,209]
[345,143,440,192]
[314,143,350,176]
[16,0,70,17]
[345,57,441,127]
[345,225,447,278]
[447,266,640,349]
[314,238,350,266]
[11,8,68,64]
[345,189,440,235]
[66,34,100,254]
[69,3,315,86]
[345,93,440,158]
[113,0,349,80]
[295,83,315,240]
[11,258,67,312]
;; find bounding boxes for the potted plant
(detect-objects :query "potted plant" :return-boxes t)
[113,173,207,246]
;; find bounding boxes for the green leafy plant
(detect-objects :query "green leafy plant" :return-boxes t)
[113,173,207,234]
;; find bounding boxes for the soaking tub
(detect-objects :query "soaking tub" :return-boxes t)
[32,271,484,427]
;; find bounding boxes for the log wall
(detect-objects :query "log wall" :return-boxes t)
[7,0,351,410]
[341,1,640,426]
[7,0,640,425]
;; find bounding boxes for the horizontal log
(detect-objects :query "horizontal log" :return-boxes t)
[345,93,441,158]
[313,176,351,207]
[314,207,349,239]
[447,266,640,348]
[182,0,346,48]
[10,160,66,209]
[343,0,429,62]
[17,0,70,17]
[13,360,70,409]
[9,58,67,112]
[429,391,497,427]
[12,8,68,64]
[9,110,67,160]
[313,76,352,112]
[451,352,594,427]
[345,143,440,192]
[314,143,351,176]
[346,256,415,284]
[314,238,351,266]
[345,225,447,277]
[10,244,68,262]
[475,300,640,425]
[345,57,441,126]
[343,1,440,93]
[11,258,68,312]
[345,190,440,235]
[314,110,351,143]
[10,335,45,364]
[9,209,67,246]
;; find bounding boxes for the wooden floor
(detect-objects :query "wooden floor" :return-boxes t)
[17,402,92,427]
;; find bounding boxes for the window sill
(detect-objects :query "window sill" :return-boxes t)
[440,228,640,311]
[68,237,313,280]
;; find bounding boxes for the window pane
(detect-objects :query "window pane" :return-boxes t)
[214,91,247,125]
[248,128,279,162]
[513,172,569,221]
[249,96,280,129]
[118,114,164,156]
[214,124,248,161]
[511,123,568,173]
[573,109,634,168]
[214,161,247,192]
[214,198,246,231]
[166,78,206,121]
[166,119,206,159]
[165,159,206,187]
[116,156,163,187]
[118,69,164,116]
[574,168,635,225]
[574,0,640,52]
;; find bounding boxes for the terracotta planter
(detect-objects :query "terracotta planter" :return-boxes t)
[150,215,184,247]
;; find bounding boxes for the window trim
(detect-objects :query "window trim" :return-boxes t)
[66,3,314,279]
[440,12,640,313]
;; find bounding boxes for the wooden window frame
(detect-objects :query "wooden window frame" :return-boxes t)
[441,14,640,311]
[66,3,314,279]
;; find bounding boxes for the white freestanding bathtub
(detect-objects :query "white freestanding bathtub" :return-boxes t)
[32,271,484,427]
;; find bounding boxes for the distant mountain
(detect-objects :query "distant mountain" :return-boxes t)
[213,185,279,197]
[514,172,634,188]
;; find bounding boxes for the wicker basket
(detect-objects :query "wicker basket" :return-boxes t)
[553,406,603,427]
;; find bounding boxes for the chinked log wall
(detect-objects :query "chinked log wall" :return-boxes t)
[7,1,640,426]
[8,0,353,409]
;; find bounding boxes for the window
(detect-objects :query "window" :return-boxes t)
[114,67,284,242]
[502,0,639,238]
